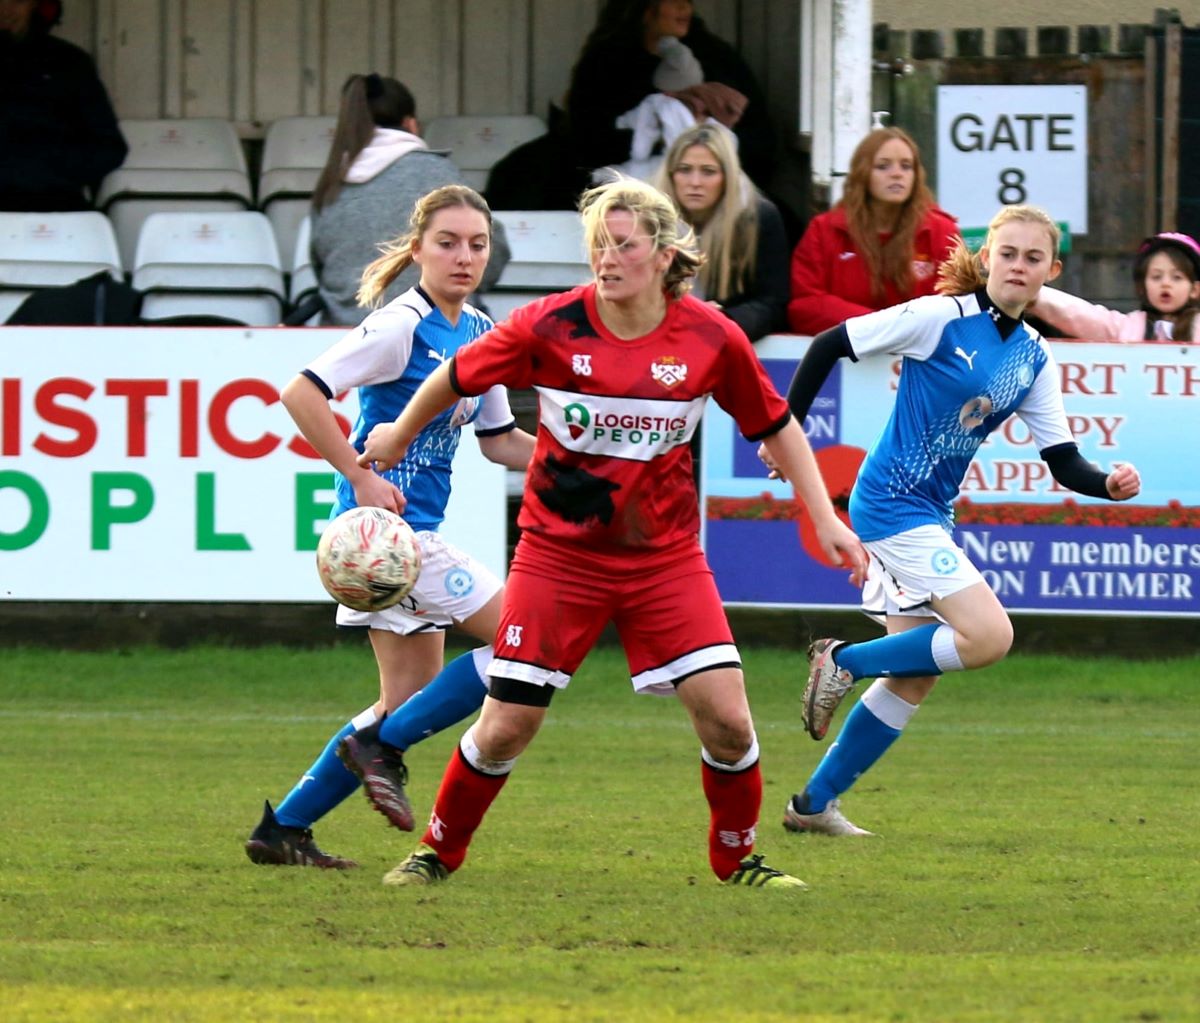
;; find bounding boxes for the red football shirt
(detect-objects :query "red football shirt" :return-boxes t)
[452,284,790,551]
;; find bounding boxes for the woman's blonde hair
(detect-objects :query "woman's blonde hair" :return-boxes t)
[356,184,493,308]
[936,204,1061,296]
[578,176,703,300]
[653,124,760,302]
[841,127,933,300]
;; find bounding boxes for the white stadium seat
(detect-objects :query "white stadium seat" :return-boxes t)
[132,211,285,325]
[0,212,123,323]
[423,115,547,191]
[258,116,336,267]
[97,118,254,271]
[288,215,321,324]
[482,210,589,322]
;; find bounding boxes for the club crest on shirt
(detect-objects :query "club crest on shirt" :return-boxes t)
[912,259,935,280]
[650,356,688,389]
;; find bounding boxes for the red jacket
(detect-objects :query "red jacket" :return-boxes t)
[786,205,961,335]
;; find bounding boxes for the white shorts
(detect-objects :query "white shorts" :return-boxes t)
[335,531,502,636]
[861,524,985,624]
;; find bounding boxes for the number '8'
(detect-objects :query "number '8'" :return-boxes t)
[997,168,1026,204]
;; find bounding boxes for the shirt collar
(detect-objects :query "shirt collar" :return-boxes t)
[976,287,1023,340]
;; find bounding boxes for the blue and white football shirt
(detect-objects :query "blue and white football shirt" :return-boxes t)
[303,285,515,532]
[844,289,1074,541]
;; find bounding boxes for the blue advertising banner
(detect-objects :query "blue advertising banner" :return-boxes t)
[701,337,1200,616]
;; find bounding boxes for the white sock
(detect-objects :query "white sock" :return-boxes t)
[860,679,919,729]
[459,724,517,776]
[701,733,760,772]
[931,624,964,673]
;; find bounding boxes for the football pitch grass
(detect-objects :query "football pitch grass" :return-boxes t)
[1,643,1196,1022]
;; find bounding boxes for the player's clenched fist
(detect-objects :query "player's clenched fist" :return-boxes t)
[358,422,409,472]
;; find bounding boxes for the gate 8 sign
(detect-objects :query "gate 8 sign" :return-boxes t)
[937,85,1088,235]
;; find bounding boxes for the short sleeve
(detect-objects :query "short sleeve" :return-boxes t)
[846,294,959,362]
[453,302,540,395]
[473,384,516,435]
[711,321,791,439]
[304,305,416,394]
[1016,344,1075,451]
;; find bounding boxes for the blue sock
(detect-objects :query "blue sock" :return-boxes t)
[274,707,377,829]
[836,623,942,679]
[378,647,489,751]
[802,699,902,812]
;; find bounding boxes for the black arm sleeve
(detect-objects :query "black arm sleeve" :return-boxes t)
[785,325,852,421]
[1041,443,1112,499]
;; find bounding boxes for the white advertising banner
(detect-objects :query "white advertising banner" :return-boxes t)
[702,337,1200,617]
[0,327,508,601]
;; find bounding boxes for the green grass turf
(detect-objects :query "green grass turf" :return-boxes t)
[0,644,1197,1022]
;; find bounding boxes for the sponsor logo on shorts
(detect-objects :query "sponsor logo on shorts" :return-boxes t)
[505,624,523,647]
[931,548,960,575]
[444,568,474,597]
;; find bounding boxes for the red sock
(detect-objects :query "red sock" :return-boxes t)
[701,759,762,880]
[420,745,510,872]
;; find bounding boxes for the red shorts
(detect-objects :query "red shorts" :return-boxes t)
[489,535,740,697]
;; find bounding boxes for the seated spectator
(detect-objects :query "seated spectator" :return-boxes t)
[0,0,128,212]
[566,1,774,190]
[309,73,509,325]
[787,127,960,336]
[653,123,787,340]
[1028,231,1200,342]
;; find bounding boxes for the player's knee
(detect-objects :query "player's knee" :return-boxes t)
[699,712,755,764]
[473,701,542,760]
[975,618,1014,666]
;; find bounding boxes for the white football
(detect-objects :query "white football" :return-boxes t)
[315,506,422,612]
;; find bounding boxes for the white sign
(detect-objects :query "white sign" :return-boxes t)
[937,85,1088,235]
[0,327,508,601]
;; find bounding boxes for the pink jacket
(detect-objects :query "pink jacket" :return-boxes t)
[1029,286,1199,342]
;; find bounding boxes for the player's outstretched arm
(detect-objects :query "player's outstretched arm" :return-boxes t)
[760,418,867,586]
[358,361,460,471]
[282,374,405,513]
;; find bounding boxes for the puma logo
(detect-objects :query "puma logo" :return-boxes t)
[954,346,978,370]
[427,348,448,364]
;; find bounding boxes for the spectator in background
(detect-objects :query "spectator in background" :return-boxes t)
[309,73,509,326]
[1028,231,1200,343]
[566,1,774,190]
[653,123,787,340]
[0,0,127,211]
[787,127,959,336]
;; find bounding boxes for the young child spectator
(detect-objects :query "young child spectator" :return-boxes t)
[0,0,127,211]
[653,123,788,340]
[787,127,960,336]
[309,73,509,325]
[1028,231,1200,342]
[566,1,774,189]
